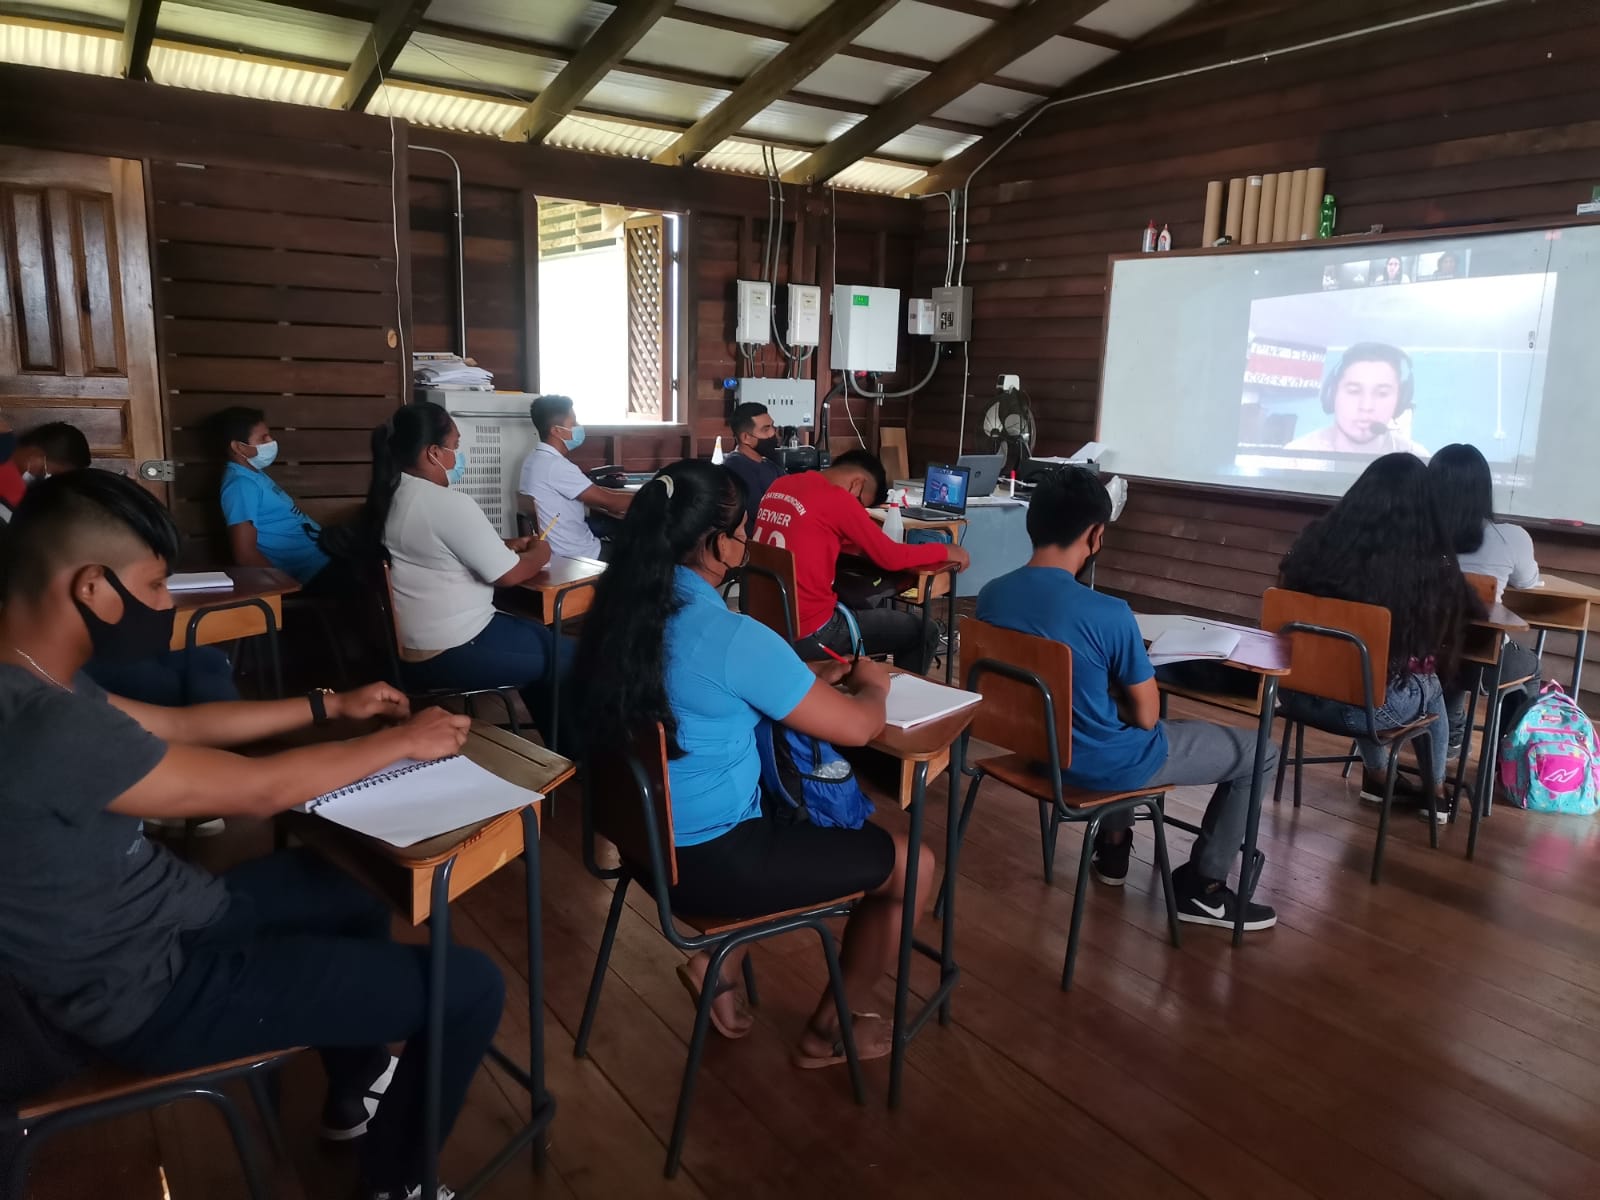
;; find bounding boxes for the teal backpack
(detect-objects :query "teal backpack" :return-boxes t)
[1498,682,1600,815]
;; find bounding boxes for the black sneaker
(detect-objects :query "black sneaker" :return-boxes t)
[322,1053,398,1142]
[1172,864,1277,931]
[1091,830,1133,886]
[1358,772,1448,823]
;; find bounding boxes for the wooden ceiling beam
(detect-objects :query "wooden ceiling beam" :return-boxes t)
[652,0,898,167]
[917,0,1132,47]
[504,0,676,143]
[332,0,433,111]
[118,0,161,80]
[782,0,1106,185]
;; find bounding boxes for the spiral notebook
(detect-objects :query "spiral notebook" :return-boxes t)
[299,755,542,848]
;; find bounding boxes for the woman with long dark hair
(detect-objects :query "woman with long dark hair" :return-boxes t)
[573,459,931,1064]
[1428,442,1542,744]
[366,402,570,745]
[1279,453,1479,812]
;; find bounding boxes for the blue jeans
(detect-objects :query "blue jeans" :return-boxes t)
[400,612,576,751]
[109,851,504,1193]
[1284,671,1448,784]
[85,648,238,706]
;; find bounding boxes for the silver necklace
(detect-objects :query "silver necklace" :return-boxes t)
[11,647,66,689]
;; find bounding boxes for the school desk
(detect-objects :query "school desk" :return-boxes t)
[512,554,605,752]
[1503,572,1600,696]
[838,554,961,684]
[171,566,300,697]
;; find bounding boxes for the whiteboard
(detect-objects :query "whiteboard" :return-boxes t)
[1096,223,1600,526]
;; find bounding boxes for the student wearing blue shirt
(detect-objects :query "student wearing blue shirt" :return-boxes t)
[214,407,332,587]
[976,469,1278,932]
[573,459,932,1063]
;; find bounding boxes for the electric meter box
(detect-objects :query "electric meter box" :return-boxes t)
[787,283,822,346]
[735,279,772,344]
[906,298,936,336]
[832,285,900,372]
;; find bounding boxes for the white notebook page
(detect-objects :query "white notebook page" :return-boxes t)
[300,755,542,848]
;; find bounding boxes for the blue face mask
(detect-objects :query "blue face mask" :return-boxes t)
[248,439,279,471]
[565,424,586,450]
[445,445,468,486]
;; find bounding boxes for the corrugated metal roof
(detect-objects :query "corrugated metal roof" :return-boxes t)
[798,54,926,108]
[740,98,862,148]
[1003,36,1118,88]
[14,0,125,23]
[831,160,929,196]
[671,0,832,32]
[150,44,342,106]
[932,81,1038,126]
[0,22,117,76]
[370,82,524,136]
[586,70,727,125]
[423,0,596,46]
[629,16,782,79]
[853,1,991,61]
[544,113,679,161]
[1080,0,1200,41]
[157,0,369,65]
[877,124,977,165]
[396,30,560,95]
[698,139,809,177]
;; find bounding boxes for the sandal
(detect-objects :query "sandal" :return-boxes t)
[792,1012,891,1070]
[676,961,752,1040]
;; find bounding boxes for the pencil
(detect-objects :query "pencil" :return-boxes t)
[538,513,561,542]
[819,645,854,666]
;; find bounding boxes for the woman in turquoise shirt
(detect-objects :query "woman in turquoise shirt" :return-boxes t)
[574,459,931,1066]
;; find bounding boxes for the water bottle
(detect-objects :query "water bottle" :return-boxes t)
[883,504,904,543]
[711,436,724,465]
[1317,194,1337,238]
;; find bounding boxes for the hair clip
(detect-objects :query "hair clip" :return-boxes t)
[655,475,675,499]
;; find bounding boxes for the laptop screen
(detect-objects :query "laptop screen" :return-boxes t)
[923,464,969,512]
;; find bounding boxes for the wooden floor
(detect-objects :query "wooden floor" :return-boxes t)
[26,699,1600,1199]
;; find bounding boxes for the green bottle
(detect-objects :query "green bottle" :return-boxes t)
[1317,194,1337,238]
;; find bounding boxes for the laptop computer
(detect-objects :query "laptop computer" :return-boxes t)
[956,451,1005,497]
[901,463,971,521]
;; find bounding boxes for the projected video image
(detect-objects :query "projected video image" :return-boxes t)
[1235,272,1551,476]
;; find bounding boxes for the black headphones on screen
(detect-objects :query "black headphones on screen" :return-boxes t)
[1320,342,1415,414]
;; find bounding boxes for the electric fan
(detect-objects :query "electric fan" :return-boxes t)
[981,383,1036,475]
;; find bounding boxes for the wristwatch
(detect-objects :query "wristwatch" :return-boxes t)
[307,687,335,726]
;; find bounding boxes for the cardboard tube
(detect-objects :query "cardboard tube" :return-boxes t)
[1224,177,1245,243]
[1271,171,1294,242]
[1201,180,1224,247]
[1256,173,1278,243]
[1240,176,1262,246]
[1303,166,1327,238]
[1287,170,1308,244]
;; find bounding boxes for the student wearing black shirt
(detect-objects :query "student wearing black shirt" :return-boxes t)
[723,401,785,533]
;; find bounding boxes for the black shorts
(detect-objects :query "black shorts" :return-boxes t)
[669,797,896,920]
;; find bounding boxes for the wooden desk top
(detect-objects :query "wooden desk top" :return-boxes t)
[1476,601,1530,635]
[285,722,575,924]
[867,507,966,533]
[1509,573,1600,602]
[171,566,300,611]
[1147,617,1292,677]
[170,567,300,650]
[520,555,606,596]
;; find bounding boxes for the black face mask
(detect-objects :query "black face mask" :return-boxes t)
[74,568,176,663]
[755,435,782,460]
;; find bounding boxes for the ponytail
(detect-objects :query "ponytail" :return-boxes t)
[574,459,747,757]
[361,401,452,549]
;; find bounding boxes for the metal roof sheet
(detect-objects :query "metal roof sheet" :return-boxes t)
[671,0,833,33]
[395,30,558,95]
[852,1,991,61]
[876,124,977,165]
[629,15,782,79]
[1080,0,1200,41]
[830,159,929,196]
[586,69,727,124]
[370,81,524,136]
[543,112,680,160]
[422,0,598,45]
[931,80,1038,126]
[157,0,368,64]
[0,21,117,75]
[797,53,925,107]
[150,43,342,106]
[1002,35,1119,88]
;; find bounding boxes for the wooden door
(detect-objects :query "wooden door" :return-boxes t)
[0,148,164,488]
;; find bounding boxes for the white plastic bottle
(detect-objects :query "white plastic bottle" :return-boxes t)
[711,436,724,465]
[883,503,905,543]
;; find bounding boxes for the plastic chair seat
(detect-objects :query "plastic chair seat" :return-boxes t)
[680,893,864,937]
[973,753,1176,809]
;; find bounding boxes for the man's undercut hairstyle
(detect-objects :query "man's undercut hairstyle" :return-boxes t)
[832,448,889,507]
[731,402,769,438]
[1025,467,1112,550]
[18,422,91,471]
[209,405,267,458]
[529,394,576,440]
[2,469,179,601]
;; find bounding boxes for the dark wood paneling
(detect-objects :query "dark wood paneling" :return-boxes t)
[911,0,1600,708]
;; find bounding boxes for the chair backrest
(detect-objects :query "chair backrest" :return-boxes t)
[585,722,678,887]
[1463,571,1497,607]
[743,539,800,642]
[380,559,406,658]
[960,618,1074,769]
[1261,587,1392,708]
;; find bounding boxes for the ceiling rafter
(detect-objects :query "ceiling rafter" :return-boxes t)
[503,0,676,143]
[652,0,899,167]
[332,0,433,111]
[118,0,160,80]
[782,0,1107,186]
[413,19,985,137]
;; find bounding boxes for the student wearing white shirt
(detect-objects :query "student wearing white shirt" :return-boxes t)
[517,394,632,560]
[368,402,573,747]
[1428,443,1542,748]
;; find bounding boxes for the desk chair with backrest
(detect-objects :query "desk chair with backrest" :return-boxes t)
[574,725,866,1178]
[0,978,292,1200]
[741,539,863,653]
[374,559,522,734]
[1264,588,1443,883]
[941,619,1181,991]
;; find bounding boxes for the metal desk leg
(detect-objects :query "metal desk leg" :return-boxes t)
[944,569,957,685]
[939,740,963,1026]
[1572,625,1588,698]
[422,856,457,1200]
[889,759,928,1110]
[521,806,549,1168]
[1234,678,1277,947]
[1469,650,1507,860]
[918,587,934,679]
[549,588,570,755]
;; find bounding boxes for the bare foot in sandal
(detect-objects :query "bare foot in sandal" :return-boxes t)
[679,952,753,1039]
[793,1013,892,1069]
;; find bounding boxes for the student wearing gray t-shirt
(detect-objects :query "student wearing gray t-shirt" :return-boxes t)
[0,469,493,1200]
[1428,444,1543,745]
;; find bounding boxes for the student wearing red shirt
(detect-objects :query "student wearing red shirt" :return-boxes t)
[754,450,968,672]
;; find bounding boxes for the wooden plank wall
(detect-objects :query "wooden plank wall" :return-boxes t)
[913,0,1600,707]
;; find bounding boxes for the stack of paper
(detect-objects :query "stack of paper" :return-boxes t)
[413,352,494,391]
[1142,616,1242,667]
[167,572,235,592]
[884,673,982,730]
[300,755,542,847]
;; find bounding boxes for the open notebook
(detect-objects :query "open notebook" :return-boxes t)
[1140,616,1242,667]
[885,673,982,730]
[299,755,542,848]
[167,571,234,592]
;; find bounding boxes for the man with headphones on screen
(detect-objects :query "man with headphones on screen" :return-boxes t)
[1285,342,1430,457]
